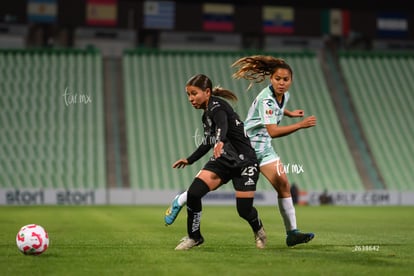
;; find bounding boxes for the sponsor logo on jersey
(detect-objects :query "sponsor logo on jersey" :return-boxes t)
[263,99,273,107]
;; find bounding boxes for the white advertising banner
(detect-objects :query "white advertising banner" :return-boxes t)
[0,189,413,206]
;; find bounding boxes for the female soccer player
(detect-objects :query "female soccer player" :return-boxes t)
[232,55,316,246]
[171,74,266,250]
[165,56,316,247]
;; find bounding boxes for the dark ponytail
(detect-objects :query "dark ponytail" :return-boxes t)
[186,74,238,102]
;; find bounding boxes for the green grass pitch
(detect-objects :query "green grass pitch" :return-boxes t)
[1,205,413,275]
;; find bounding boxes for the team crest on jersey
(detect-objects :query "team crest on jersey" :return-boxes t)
[210,101,220,111]
[265,109,273,115]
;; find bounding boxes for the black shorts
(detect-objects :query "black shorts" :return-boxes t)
[202,157,259,192]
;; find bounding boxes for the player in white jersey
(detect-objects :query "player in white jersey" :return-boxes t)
[244,87,291,165]
[165,56,316,247]
[232,55,316,246]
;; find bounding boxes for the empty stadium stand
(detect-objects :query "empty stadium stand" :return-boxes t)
[2,48,410,201]
[122,50,365,192]
[339,51,414,191]
[0,49,106,189]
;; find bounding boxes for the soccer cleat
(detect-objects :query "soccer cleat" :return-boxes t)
[254,226,267,249]
[164,195,183,225]
[286,229,315,247]
[174,236,204,250]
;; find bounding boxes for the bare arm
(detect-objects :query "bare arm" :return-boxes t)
[265,115,317,138]
[284,109,304,118]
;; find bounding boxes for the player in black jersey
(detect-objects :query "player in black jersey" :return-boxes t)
[172,74,266,250]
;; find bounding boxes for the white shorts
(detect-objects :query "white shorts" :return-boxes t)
[255,147,280,167]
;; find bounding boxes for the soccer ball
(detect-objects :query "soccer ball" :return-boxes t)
[16,224,49,255]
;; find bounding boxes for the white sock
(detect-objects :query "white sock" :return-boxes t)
[278,197,297,232]
[177,191,187,206]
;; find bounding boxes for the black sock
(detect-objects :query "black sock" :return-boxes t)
[236,197,262,232]
[186,178,210,240]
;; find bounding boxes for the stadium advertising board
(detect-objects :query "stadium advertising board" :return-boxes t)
[0,189,413,206]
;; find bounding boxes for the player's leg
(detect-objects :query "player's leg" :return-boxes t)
[165,166,212,225]
[175,170,221,250]
[236,193,267,249]
[234,162,266,249]
[165,166,216,225]
[164,191,187,225]
[260,159,314,247]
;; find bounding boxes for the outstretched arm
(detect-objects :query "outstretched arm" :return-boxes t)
[173,158,190,168]
[284,109,304,118]
[183,143,211,166]
[173,141,211,168]
[265,115,317,138]
[173,142,211,168]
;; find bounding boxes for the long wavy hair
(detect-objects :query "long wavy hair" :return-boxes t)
[186,74,238,102]
[231,55,293,90]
